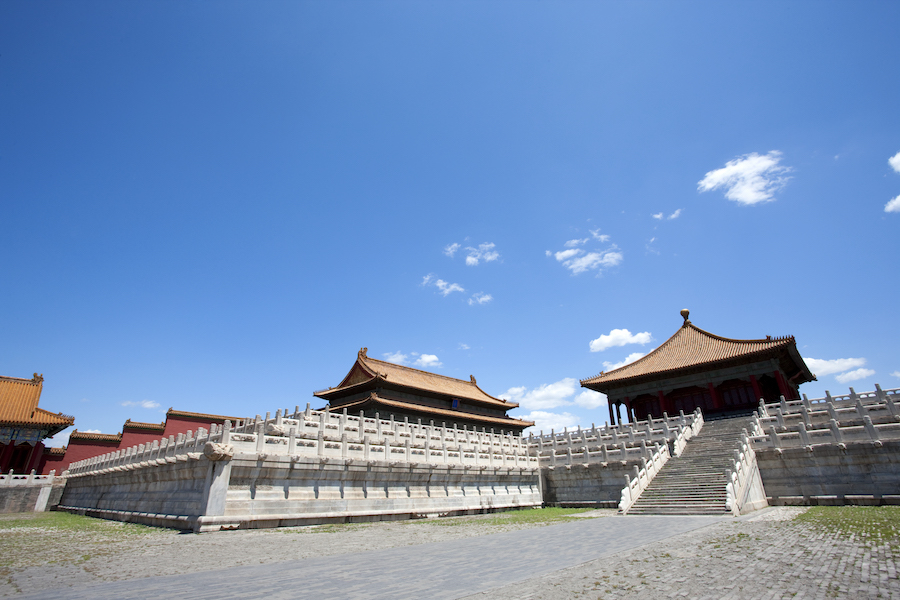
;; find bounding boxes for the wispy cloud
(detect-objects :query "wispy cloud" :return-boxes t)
[698,151,792,205]
[805,357,867,377]
[458,343,470,350]
[121,400,160,409]
[383,351,408,364]
[465,242,500,266]
[443,243,461,257]
[468,292,492,306]
[889,151,900,174]
[589,328,653,352]
[547,230,621,276]
[422,274,465,296]
[835,368,876,383]
[652,209,682,220]
[885,195,900,213]
[589,229,610,242]
[892,371,900,378]
[602,352,646,372]
[413,353,441,368]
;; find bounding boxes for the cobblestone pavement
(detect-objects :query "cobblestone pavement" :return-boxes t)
[6,507,900,599]
[10,513,720,600]
[463,507,900,600]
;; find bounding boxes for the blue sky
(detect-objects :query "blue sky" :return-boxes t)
[2,2,898,445]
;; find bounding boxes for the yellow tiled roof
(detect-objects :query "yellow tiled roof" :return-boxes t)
[166,408,240,421]
[122,420,166,432]
[333,392,534,428]
[315,348,517,408]
[69,431,122,443]
[0,374,74,429]
[582,317,805,388]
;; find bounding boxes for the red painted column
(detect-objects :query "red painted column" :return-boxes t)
[774,371,792,400]
[657,391,666,417]
[624,397,632,423]
[749,375,763,403]
[708,383,723,410]
[25,442,44,474]
[608,401,616,426]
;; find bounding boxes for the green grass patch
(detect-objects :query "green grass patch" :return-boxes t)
[795,506,900,542]
[0,511,156,535]
[426,507,593,527]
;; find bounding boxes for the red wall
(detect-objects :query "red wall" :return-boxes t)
[120,428,166,449]
[163,415,229,439]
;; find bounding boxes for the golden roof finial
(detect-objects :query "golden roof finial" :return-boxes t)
[680,308,690,325]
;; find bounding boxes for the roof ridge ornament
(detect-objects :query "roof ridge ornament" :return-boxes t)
[32,373,44,384]
[680,309,690,326]
[470,375,476,384]
[359,347,368,359]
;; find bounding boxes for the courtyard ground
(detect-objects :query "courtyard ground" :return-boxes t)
[1,506,898,599]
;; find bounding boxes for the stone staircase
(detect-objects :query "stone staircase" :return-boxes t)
[626,414,754,516]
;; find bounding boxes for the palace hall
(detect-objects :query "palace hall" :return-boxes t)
[581,310,816,424]
[314,348,533,435]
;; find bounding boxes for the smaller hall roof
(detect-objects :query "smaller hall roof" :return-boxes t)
[581,310,815,389]
[315,348,517,409]
[0,374,74,434]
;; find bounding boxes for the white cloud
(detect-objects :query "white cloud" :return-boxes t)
[589,328,653,352]
[443,243,461,257]
[889,151,900,174]
[652,212,664,220]
[517,410,582,435]
[805,357,867,377]
[574,389,607,410]
[464,242,500,266]
[698,151,792,205]
[602,352,646,372]
[413,354,442,368]
[422,274,465,296]
[885,195,900,213]
[468,292,492,306]
[835,368,876,384]
[121,400,160,409]
[668,208,682,220]
[458,343,470,350]
[499,378,578,410]
[383,351,408,364]
[43,428,74,448]
[891,371,900,378]
[589,229,610,242]
[555,248,623,275]
[549,231,621,276]
[554,248,581,262]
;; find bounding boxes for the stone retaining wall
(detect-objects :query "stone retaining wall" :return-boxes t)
[757,440,900,505]
[540,462,635,508]
[59,451,541,532]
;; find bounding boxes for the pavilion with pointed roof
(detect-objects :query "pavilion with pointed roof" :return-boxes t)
[581,310,816,425]
[314,348,533,435]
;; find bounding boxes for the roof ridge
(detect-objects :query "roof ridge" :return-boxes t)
[580,320,794,384]
[0,374,43,386]
[686,322,794,345]
[361,355,510,405]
